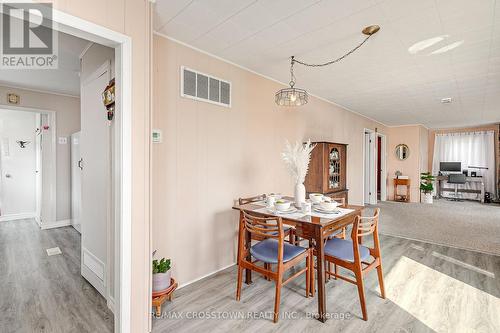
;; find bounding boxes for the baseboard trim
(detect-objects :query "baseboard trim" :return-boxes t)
[41,219,72,230]
[81,247,106,297]
[178,262,236,289]
[0,212,36,222]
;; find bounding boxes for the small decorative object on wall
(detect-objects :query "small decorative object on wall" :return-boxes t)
[420,172,435,204]
[102,78,115,120]
[7,93,20,105]
[275,25,380,107]
[16,140,30,148]
[395,144,410,160]
[281,139,316,207]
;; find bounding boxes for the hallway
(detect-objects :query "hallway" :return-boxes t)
[0,219,113,333]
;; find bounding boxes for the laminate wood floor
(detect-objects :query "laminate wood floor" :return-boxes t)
[0,219,113,333]
[152,235,500,333]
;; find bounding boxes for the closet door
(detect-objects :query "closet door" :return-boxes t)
[80,61,110,298]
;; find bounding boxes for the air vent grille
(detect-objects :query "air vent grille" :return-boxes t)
[181,66,231,107]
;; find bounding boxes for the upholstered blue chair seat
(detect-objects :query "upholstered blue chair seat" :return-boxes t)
[250,239,306,264]
[324,238,371,262]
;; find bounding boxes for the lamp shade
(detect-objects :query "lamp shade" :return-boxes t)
[275,87,308,106]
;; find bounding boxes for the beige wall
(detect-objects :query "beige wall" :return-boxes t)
[152,35,388,287]
[386,125,428,202]
[46,1,152,331]
[0,85,80,221]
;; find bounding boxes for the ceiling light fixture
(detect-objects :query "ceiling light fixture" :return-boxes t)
[275,25,380,107]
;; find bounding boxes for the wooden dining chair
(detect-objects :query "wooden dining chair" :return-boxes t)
[236,211,312,323]
[238,195,295,245]
[321,208,385,321]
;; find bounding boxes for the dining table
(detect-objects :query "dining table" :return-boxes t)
[232,196,364,323]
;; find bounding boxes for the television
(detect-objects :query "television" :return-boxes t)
[440,162,461,172]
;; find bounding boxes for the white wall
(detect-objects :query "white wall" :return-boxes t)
[0,110,36,216]
[0,86,80,221]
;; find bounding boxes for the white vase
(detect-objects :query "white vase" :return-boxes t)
[421,192,433,204]
[294,183,306,207]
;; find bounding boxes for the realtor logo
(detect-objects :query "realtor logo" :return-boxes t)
[1,2,58,69]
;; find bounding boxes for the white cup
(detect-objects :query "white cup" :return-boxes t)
[301,202,312,214]
[266,196,276,208]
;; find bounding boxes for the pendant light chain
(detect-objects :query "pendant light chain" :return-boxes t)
[292,34,372,67]
[275,25,379,107]
[289,56,296,87]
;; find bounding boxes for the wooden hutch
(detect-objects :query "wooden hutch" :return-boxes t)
[304,142,349,203]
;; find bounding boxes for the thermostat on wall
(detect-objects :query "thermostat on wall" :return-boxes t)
[152,129,162,143]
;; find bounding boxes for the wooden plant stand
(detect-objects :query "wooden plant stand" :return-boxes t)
[152,278,178,317]
[393,178,410,202]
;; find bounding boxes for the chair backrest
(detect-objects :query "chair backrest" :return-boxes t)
[352,208,380,238]
[241,211,284,240]
[448,173,466,184]
[238,194,267,205]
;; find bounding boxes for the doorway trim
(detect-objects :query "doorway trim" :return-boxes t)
[0,105,57,226]
[376,132,387,202]
[363,128,376,205]
[363,128,388,205]
[7,8,134,333]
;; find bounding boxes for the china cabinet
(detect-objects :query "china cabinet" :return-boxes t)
[304,142,348,203]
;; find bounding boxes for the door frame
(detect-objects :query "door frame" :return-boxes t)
[3,8,134,333]
[0,105,57,225]
[363,128,376,205]
[376,132,387,202]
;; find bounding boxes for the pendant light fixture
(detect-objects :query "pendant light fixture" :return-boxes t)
[275,25,380,107]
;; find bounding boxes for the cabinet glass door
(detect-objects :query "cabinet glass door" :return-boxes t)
[329,147,341,189]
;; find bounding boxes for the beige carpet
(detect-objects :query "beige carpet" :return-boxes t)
[366,200,500,255]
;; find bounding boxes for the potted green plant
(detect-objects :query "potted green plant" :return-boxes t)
[152,257,171,292]
[420,172,435,204]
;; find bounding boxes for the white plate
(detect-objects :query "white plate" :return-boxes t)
[270,206,297,214]
[313,206,340,214]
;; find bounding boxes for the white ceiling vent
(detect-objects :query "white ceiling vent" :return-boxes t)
[441,97,452,104]
[181,66,231,108]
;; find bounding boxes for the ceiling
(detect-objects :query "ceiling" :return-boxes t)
[0,32,89,96]
[154,0,500,128]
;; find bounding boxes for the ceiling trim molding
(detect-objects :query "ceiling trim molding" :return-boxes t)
[387,123,429,129]
[0,83,80,99]
[153,30,391,129]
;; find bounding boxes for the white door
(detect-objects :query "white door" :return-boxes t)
[71,132,82,233]
[80,62,111,298]
[0,110,36,220]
